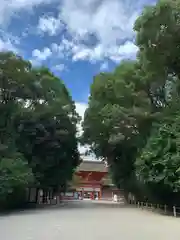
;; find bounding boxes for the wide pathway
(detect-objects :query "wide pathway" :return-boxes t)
[0,201,180,240]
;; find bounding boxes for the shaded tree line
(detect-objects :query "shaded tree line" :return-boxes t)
[82,0,180,205]
[0,52,80,209]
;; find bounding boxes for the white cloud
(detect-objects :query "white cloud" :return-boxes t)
[30,39,76,66]
[109,41,138,62]
[31,38,138,66]
[75,102,87,137]
[49,39,137,63]
[31,0,146,64]
[60,0,142,45]
[38,15,64,36]
[71,40,138,63]
[0,0,146,65]
[32,47,52,61]
[75,102,96,157]
[72,47,92,62]
[51,43,65,58]
[52,64,66,72]
[0,0,58,26]
[0,29,20,53]
[75,102,87,121]
[0,0,141,65]
[119,41,138,55]
[78,144,93,156]
[50,38,76,59]
[0,38,18,53]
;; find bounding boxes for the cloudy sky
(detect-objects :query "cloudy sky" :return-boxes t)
[0,0,156,130]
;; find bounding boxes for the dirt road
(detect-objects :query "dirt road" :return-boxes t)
[0,201,179,240]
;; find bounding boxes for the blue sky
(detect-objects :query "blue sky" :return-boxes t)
[0,0,155,123]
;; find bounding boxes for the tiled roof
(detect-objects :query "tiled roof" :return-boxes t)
[76,160,108,172]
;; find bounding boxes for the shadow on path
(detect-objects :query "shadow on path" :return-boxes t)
[0,200,129,217]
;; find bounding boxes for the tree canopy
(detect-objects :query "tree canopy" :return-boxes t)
[0,52,80,208]
[83,0,180,204]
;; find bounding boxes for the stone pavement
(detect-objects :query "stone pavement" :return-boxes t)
[0,200,180,240]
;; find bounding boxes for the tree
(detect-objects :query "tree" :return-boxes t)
[70,174,82,188]
[16,106,79,190]
[15,68,80,190]
[0,52,35,153]
[0,52,37,208]
[0,153,34,209]
[83,61,153,192]
[83,0,180,203]
[136,104,180,203]
[131,0,180,203]
[134,0,180,79]
[0,52,80,208]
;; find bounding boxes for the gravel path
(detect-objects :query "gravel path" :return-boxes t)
[0,201,180,240]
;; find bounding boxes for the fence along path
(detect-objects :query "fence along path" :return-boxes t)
[129,199,180,217]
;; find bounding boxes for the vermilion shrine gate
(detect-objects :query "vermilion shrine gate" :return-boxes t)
[69,159,122,200]
[75,160,107,199]
[27,159,122,203]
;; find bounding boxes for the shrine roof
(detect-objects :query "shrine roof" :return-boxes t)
[76,160,108,173]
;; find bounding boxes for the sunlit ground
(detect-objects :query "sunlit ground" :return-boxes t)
[0,201,180,240]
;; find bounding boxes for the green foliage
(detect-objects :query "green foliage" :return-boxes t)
[17,108,79,189]
[0,51,79,209]
[0,153,33,198]
[83,60,153,191]
[136,109,180,192]
[83,0,180,203]
[134,0,180,78]
[0,152,34,209]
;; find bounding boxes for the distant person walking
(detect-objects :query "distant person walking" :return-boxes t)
[113,194,118,202]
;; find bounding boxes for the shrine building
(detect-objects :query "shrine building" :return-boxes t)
[66,156,122,200]
[75,159,107,199]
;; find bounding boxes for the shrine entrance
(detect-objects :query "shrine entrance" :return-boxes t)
[77,185,101,200]
[74,160,108,200]
[71,158,124,201]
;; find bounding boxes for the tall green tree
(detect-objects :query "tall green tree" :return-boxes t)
[15,67,79,190]
[0,52,37,208]
[83,0,180,203]
[133,0,180,203]
[136,105,180,204]
[134,0,180,80]
[0,51,79,208]
[0,153,34,209]
[83,61,153,192]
